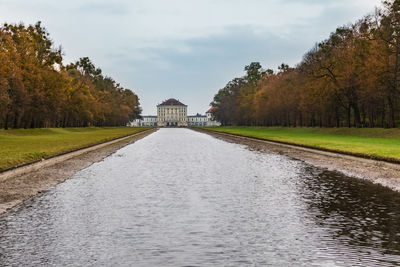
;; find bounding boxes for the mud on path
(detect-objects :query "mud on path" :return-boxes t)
[0,129,156,215]
[196,129,400,192]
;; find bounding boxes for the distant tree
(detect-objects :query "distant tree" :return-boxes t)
[244,62,265,85]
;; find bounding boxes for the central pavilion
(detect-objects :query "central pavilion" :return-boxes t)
[157,99,188,127]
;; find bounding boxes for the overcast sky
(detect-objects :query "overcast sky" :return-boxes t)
[0,0,381,115]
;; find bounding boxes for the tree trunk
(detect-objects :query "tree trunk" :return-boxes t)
[369,112,375,128]
[347,104,351,128]
[13,112,19,129]
[381,101,386,128]
[335,106,340,127]
[353,103,361,128]
[388,96,395,128]
[4,113,9,130]
[299,111,303,127]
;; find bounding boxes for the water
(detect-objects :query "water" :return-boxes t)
[1,128,400,266]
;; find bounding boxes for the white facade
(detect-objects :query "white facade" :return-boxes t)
[130,116,158,127]
[157,99,188,127]
[205,108,221,127]
[187,114,207,127]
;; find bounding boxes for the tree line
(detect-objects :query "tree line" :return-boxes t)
[0,22,141,129]
[212,0,400,128]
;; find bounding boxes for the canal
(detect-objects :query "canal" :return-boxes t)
[1,128,400,266]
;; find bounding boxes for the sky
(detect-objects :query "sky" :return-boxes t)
[0,0,381,115]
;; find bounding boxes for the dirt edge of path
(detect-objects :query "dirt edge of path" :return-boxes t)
[0,128,157,216]
[194,128,400,192]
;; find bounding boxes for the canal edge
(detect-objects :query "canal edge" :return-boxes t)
[0,128,158,183]
[193,128,400,171]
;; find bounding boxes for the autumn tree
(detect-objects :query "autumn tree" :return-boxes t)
[0,22,141,129]
[211,0,400,128]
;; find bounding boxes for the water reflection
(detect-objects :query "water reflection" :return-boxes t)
[301,167,400,260]
[0,129,399,266]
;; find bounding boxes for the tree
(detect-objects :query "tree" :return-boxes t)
[0,22,142,129]
[210,1,400,128]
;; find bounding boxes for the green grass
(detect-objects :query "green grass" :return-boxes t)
[201,126,400,161]
[0,127,151,172]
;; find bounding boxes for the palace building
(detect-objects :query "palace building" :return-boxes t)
[157,99,188,127]
[129,98,220,127]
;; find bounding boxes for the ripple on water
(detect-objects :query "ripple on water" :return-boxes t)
[0,129,400,266]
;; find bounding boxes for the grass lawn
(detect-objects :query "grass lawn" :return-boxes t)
[201,127,400,161]
[0,127,151,172]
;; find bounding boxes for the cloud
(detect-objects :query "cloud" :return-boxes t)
[0,0,382,114]
[71,2,131,16]
[110,25,323,114]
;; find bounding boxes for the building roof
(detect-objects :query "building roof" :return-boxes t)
[206,106,216,113]
[188,113,206,117]
[158,98,187,106]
